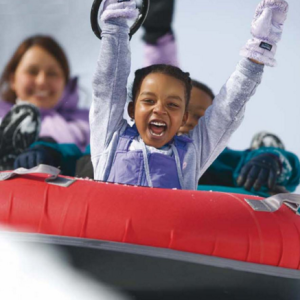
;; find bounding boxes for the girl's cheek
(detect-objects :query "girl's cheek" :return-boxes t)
[137,103,147,112]
[51,78,65,93]
[17,75,34,92]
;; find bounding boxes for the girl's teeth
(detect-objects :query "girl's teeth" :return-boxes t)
[150,129,164,137]
[35,91,49,97]
[151,122,166,127]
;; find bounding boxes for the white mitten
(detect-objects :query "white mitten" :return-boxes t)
[100,0,138,22]
[240,0,289,67]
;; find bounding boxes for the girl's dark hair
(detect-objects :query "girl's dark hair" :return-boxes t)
[131,64,192,109]
[0,35,70,104]
[191,79,215,101]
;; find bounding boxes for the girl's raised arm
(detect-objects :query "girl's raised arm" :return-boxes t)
[190,0,288,179]
[90,1,138,161]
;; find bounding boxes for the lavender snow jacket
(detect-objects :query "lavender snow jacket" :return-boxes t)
[0,77,90,151]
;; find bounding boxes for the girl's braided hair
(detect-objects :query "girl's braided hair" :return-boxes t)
[131,64,192,109]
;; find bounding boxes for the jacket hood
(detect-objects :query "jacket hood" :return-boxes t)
[55,77,79,112]
[0,99,13,120]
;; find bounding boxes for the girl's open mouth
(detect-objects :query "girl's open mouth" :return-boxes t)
[149,121,167,137]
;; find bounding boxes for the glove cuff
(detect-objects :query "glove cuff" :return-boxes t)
[240,38,277,67]
[101,2,138,22]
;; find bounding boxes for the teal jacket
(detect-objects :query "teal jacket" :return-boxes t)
[198,147,300,196]
[31,141,82,176]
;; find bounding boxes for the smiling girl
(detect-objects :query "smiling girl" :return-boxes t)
[90,0,287,190]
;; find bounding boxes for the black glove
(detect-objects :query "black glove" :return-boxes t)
[236,153,282,191]
[142,0,175,44]
[75,155,94,179]
[14,145,61,169]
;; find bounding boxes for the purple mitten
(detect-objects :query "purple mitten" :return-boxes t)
[240,0,289,67]
[144,33,179,67]
[100,0,138,22]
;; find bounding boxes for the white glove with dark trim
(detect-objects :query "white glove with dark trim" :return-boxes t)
[100,0,138,22]
[240,0,289,67]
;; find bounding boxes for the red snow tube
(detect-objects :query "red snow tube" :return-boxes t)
[0,173,300,270]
